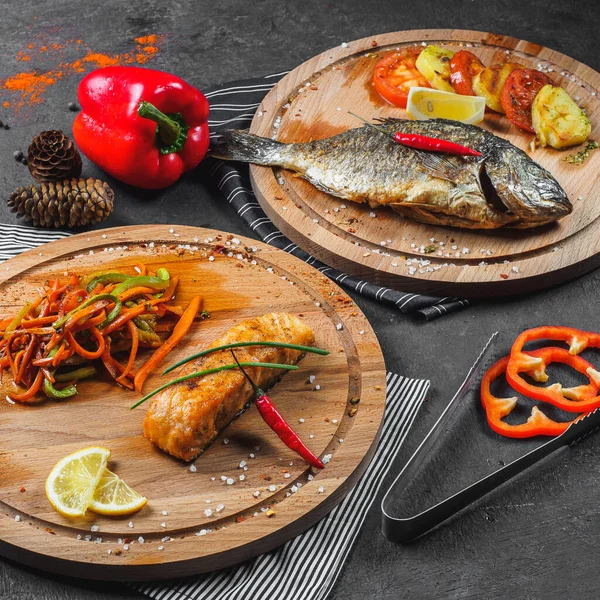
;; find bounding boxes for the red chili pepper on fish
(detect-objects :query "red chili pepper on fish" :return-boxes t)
[350,112,482,156]
[231,351,325,469]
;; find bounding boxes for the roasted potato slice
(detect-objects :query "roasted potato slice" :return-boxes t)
[532,84,591,149]
[415,45,455,93]
[472,62,522,113]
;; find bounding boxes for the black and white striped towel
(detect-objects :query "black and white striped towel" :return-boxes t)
[132,373,428,600]
[205,73,470,321]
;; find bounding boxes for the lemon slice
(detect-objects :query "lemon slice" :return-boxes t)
[406,87,486,125]
[89,469,147,516]
[45,447,111,518]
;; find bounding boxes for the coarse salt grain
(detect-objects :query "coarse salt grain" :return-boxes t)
[239,460,247,468]
[160,522,166,528]
[208,256,215,262]
[239,474,246,481]
[158,546,164,551]
[205,508,213,517]
[336,323,343,330]
[138,536,145,544]
[162,510,168,516]
[323,454,332,464]
[299,418,305,423]
[226,478,235,485]
[216,504,225,513]
[128,521,134,528]
[284,473,291,479]
[223,438,229,444]
[14,515,21,522]
[269,485,277,492]
[315,385,321,390]
[91,525,99,532]
[318,486,325,494]
[253,490,261,497]
[189,464,197,472]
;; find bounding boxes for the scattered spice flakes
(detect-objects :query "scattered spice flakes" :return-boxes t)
[423,244,437,254]
[265,508,276,518]
[500,273,509,279]
[19,486,26,493]
[236,516,247,523]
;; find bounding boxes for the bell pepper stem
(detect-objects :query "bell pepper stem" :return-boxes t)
[138,101,181,146]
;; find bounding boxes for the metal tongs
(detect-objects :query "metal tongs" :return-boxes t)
[382,332,600,543]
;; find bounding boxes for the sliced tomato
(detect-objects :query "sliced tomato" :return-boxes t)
[449,50,485,95]
[372,47,431,109]
[501,68,553,132]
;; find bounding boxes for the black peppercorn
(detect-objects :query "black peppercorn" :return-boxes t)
[13,150,23,161]
[4,123,10,130]
[67,102,79,112]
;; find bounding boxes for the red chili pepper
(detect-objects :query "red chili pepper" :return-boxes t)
[481,349,586,439]
[73,66,210,189]
[231,351,325,469]
[506,326,600,409]
[392,132,482,156]
[350,113,482,157]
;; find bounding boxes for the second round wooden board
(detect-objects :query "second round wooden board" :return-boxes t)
[0,225,386,580]
[249,29,600,297]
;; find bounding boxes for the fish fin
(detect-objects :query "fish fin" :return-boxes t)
[210,130,286,165]
[414,150,462,182]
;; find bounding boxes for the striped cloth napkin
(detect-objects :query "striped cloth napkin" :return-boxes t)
[205,73,471,321]
[132,374,428,600]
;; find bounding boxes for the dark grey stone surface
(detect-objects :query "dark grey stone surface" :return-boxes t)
[1,0,599,598]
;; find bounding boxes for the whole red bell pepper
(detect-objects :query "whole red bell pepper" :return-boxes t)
[73,66,210,189]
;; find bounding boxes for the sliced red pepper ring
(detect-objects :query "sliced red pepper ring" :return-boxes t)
[507,326,600,408]
[481,351,586,439]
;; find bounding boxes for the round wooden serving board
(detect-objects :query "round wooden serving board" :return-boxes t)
[250,29,600,298]
[0,225,386,580]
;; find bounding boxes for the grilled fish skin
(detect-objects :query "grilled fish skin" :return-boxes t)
[143,313,315,461]
[211,118,572,229]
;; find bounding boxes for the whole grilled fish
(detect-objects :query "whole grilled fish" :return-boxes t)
[211,119,572,229]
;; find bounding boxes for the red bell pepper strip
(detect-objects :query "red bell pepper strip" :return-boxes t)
[231,351,325,469]
[481,350,587,439]
[73,66,210,189]
[507,326,600,407]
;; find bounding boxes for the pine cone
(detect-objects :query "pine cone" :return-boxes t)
[27,130,83,183]
[7,178,114,229]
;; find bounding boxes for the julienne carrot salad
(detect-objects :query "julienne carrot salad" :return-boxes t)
[0,265,204,403]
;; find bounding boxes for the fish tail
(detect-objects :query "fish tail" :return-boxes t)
[210,130,286,165]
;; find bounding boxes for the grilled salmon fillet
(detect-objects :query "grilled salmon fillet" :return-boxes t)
[143,312,315,461]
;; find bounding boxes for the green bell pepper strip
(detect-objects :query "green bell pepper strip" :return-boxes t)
[84,272,131,293]
[41,347,78,399]
[112,268,170,297]
[43,377,78,399]
[54,365,97,382]
[3,302,33,340]
[53,293,121,330]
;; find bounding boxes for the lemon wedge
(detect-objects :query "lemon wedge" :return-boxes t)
[89,469,147,516]
[45,447,111,518]
[406,87,486,125]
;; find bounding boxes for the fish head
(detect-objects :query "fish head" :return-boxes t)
[481,145,572,225]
